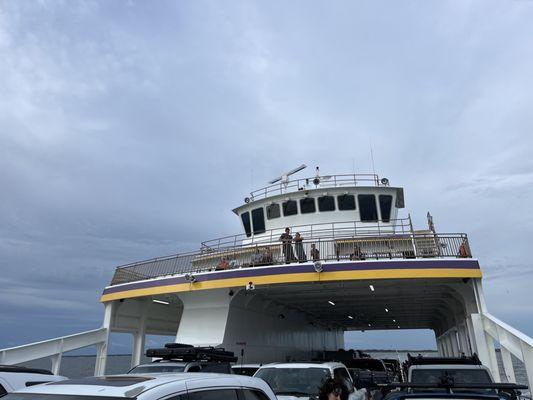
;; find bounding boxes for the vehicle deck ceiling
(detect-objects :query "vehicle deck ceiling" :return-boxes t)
[250,278,472,331]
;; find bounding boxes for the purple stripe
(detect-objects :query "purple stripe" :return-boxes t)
[102,259,480,296]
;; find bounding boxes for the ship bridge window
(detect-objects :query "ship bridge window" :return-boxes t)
[300,197,316,214]
[318,196,335,212]
[358,194,378,222]
[267,203,280,219]
[283,200,298,216]
[337,194,356,210]
[241,212,252,237]
[252,207,266,234]
[379,195,393,223]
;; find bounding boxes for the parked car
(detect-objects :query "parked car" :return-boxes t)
[381,382,528,400]
[0,365,66,397]
[129,360,233,374]
[403,354,495,386]
[345,358,391,388]
[129,343,236,375]
[5,373,277,400]
[254,362,354,400]
[393,354,526,400]
[232,364,262,377]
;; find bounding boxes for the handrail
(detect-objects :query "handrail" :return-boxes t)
[249,173,383,201]
[481,312,533,388]
[0,328,108,375]
[110,232,472,286]
[200,218,413,251]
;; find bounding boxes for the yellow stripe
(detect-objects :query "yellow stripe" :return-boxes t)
[100,268,482,303]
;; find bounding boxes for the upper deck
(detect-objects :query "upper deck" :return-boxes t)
[102,170,476,302]
[105,219,473,288]
[246,173,385,202]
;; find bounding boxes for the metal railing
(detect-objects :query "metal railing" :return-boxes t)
[481,312,533,388]
[200,218,413,251]
[110,232,472,286]
[0,328,108,375]
[249,173,383,201]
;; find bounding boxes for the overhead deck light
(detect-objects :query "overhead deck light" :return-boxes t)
[328,300,336,306]
[397,326,401,329]
[392,319,396,322]
[368,323,372,327]
[369,285,375,292]
[153,299,169,305]
[348,315,354,320]
[385,308,389,312]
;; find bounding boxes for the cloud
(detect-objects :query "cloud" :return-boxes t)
[1,0,533,351]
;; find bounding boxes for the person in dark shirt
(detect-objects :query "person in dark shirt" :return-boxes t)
[311,243,320,261]
[279,227,295,263]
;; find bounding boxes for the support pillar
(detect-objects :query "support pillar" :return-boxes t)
[176,290,232,346]
[436,337,444,356]
[444,334,452,356]
[95,301,114,376]
[457,323,471,355]
[450,330,460,356]
[131,301,148,368]
[470,313,500,382]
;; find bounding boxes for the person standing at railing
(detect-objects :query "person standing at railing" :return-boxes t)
[294,232,307,262]
[311,243,320,261]
[458,242,468,258]
[280,227,296,263]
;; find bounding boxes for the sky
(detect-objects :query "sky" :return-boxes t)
[1,0,533,355]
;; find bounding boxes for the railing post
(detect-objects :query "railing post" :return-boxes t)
[500,347,516,383]
[520,340,533,390]
[50,347,63,375]
[95,301,114,376]
[470,314,501,382]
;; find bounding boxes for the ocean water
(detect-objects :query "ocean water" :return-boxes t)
[19,350,528,387]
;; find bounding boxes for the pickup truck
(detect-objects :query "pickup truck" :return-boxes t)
[345,358,392,389]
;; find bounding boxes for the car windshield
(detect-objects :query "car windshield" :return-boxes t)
[254,367,330,396]
[3,395,125,400]
[129,364,186,373]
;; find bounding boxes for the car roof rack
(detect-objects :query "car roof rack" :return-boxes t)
[146,343,237,363]
[378,382,528,391]
[0,365,53,375]
[405,353,481,366]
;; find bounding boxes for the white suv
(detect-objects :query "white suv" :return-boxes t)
[6,373,277,400]
[254,362,354,400]
[0,366,66,396]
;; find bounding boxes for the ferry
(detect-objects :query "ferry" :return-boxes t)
[0,165,532,390]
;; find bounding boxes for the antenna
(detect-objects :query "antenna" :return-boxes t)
[369,138,376,176]
[269,164,307,184]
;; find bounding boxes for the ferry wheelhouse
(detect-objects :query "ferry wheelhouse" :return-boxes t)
[1,166,532,389]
